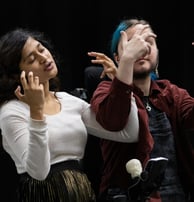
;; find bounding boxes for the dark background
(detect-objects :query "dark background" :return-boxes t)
[1,0,193,95]
[0,0,193,201]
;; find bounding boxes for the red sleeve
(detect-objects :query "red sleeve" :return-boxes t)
[90,77,133,131]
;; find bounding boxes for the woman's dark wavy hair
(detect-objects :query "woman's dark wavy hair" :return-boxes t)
[0,28,60,106]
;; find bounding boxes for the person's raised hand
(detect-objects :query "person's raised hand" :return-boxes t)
[88,51,117,80]
[15,71,45,120]
[119,25,156,63]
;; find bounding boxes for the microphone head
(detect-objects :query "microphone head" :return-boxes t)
[126,159,142,179]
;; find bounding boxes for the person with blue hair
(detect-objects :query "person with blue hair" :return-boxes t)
[110,19,159,81]
[87,18,194,202]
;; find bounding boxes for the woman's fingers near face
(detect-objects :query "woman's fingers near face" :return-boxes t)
[34,76,40,85]
[27,71,34,85]
[20,71,28,87]
[20,71,40,88]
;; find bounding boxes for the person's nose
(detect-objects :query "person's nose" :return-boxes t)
[37,53,47,64]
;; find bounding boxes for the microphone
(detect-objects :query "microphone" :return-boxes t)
[125,157,168,201]
[125,159,145,201]
[125,159,142,179]
[126,158,148,184]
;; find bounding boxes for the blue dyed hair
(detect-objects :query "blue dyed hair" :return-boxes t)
[110,18,158,80]
[110,22,128,57]
[150,72,158,80]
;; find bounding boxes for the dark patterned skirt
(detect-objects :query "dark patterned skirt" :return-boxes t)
[17,160,96,202]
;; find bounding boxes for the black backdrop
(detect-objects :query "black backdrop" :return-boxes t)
[0,0,193,201]
[1,0,193,95]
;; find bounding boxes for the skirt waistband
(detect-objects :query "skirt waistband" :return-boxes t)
[50,160,82,173]
[20,160,82,178]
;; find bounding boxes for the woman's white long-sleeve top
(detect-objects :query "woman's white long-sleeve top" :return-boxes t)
[0,92,139,180]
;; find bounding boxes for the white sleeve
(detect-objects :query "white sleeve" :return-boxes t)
[82,95,139,142]
[0,103,50,180]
